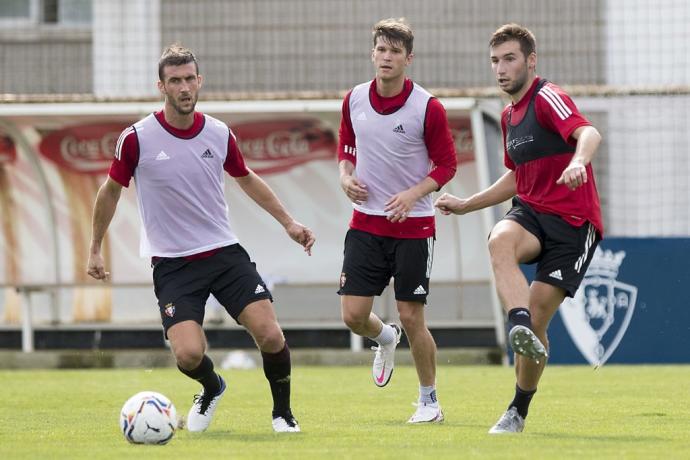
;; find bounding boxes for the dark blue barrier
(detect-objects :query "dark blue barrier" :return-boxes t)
[519,238,690,364]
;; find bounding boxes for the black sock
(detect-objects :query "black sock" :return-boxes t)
[507,307,532,330]
[262,343,292,418]
[509,384,537,419]
[178,354,221,395]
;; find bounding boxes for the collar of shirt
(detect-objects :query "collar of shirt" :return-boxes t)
[368,78,414,115]
[154,110,205,138]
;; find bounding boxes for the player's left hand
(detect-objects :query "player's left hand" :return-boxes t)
[385,190,419,223]
[557,159,588,191]
[286,221,316,256]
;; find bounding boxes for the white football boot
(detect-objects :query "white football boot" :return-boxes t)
[187,375,226,432]
[508,325,548,363]
[489,406,525,434]
[272,410,301,433]
[372,324,402,387]
[407,402,445,424]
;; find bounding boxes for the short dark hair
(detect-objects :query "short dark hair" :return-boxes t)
[372,18,414,55]
[489,23,536,57]
[158,44,199,81]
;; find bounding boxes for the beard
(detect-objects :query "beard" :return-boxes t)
[503,68,530,96]
[169,93,197,115]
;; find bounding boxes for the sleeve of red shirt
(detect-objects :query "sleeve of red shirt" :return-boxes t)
[108,126,139,187]
[501,107,516,170]
[224,128,250,177]
[535,83,591,143]
[424,97,457,188]
[337,90,356,165]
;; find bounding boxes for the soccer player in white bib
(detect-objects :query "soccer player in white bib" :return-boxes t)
[337,18,457,424]
[87,45,315,433]
[435,24,603,433]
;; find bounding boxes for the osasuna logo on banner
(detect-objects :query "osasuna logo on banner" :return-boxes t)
[560,247,638,365]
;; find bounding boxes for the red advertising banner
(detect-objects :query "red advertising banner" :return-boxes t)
[36,119,338,175]
[232,118,336,174]
[448,116,475,165]
[0,134,16,164]
[38,123,129,175]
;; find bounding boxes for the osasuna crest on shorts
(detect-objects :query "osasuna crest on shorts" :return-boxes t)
[164,302,175,318]
[559,247,638,366]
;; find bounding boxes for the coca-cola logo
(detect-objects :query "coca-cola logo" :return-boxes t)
[0,134,16,164]
[448,116,475,165]
[233,118,336,174]
[39,123,130,174]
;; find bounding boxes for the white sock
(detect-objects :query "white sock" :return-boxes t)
[419,385,438,405]
[371,323,396,346]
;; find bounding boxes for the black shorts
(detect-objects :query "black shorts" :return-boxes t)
[337,229,434,303]
[502,197,601,297]
[152,244,273,335]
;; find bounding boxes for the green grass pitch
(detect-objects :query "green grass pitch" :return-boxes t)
[0,365,688,459]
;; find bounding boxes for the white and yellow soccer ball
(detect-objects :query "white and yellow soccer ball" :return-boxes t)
[120,391,177,445]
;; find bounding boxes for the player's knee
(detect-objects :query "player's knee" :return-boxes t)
[252,323,285,352]
[173,346,204,370]
[398,307,423,332]
[341,309,368,332]
[487,232,508,258]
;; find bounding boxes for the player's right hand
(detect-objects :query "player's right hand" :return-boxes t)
[556,159,588,191]
[285,221,316,256]
[340,175,368,205]
[87,252,110,281]
[434,193,469,215]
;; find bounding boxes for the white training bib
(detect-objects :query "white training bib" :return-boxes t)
[349,81,434,217]
[132,113,239,257]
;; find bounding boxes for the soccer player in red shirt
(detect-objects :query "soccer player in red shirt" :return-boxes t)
[435,23,603,433]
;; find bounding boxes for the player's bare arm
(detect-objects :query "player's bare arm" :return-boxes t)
[338,159,368,205]
[87,177,123,281]
[235,170,315,255]
[385,176,439,223]
[556,125,602,191]
[435,170,517,215]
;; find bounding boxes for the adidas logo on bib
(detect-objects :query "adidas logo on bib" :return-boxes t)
[413,285,426,295]
[254,284,266,294]
[393,124,405,134]
[156,150,170,161]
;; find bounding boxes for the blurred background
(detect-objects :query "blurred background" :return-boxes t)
[1,0,689,364]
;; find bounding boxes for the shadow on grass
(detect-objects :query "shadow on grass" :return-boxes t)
[183,430,306,443]
[529,432,664,442]
[380,420,488,429]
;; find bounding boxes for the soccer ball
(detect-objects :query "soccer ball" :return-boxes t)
[120,391,177,445]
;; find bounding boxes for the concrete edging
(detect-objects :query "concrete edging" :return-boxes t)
[0,348,502,369]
